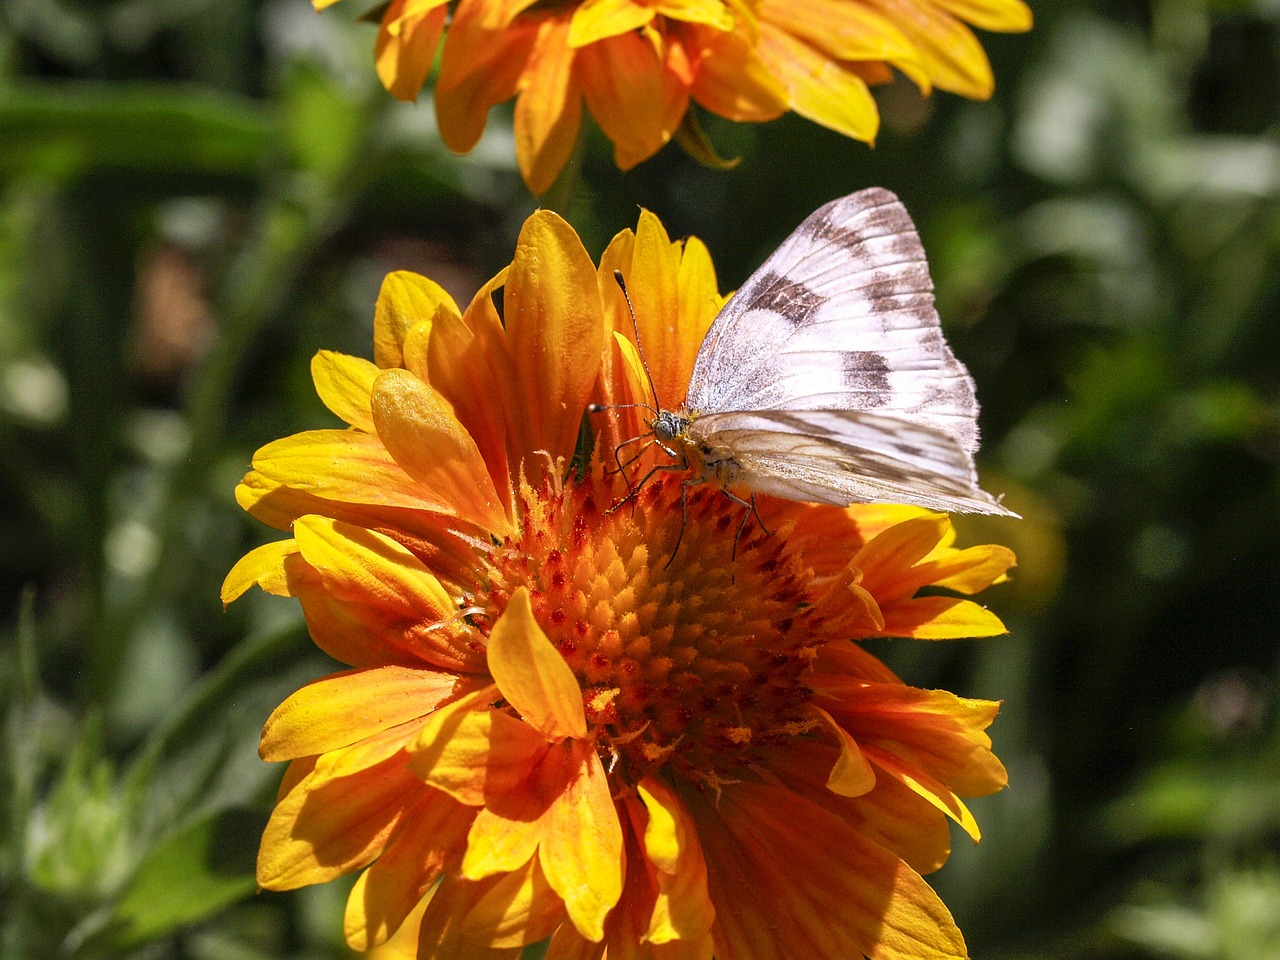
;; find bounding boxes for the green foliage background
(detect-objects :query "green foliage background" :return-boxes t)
[1,0,1277,957]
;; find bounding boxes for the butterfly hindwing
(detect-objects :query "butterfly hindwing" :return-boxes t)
[685,188,980,455]
[687,409,1012,515]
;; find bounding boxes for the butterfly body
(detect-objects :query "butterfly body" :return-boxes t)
[635,187,1017,519]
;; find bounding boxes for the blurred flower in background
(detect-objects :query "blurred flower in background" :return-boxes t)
[321,0,1032,192]
[224,207,1016,958]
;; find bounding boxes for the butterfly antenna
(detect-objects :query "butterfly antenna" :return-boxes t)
[613,270,663,412]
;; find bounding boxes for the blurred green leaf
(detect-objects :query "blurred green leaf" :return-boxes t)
[106,808,263,950]
[0,83,271,179]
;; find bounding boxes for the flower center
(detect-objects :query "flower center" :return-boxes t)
[477,471,822,791]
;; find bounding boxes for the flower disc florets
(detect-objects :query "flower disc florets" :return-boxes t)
[225,207,1018,960]
[480,472,821,790]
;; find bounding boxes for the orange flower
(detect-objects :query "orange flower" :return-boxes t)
[319,0,1031,192]
[225,207,1016,959]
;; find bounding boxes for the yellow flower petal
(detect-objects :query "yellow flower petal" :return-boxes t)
[251,429,428,511]
[918,543,1017,595]
[371,368,512,534]
[757,23,880,142]
[311,350,379,432]
[636,779,715,945]
[813,706,877,798]
[373,270,462,371]
[290,515,480,669]
[258,755,422,890]
[863,0,995,98]
[933,0,1033,32]
[418,860,564,955]
[880,595,1008,639]
[540,748,624,941]
[487,587,587,741]
[221,539,297,603]
[260,664,458,762]
[345,793,472,950]
[568,0,654,48]
[854,513,951,602]
[759,0,930,91]
[655,0,736,30]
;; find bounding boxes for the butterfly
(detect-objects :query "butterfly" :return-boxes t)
[601,187,1017,546]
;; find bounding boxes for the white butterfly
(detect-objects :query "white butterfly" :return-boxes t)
[616,187,1017,520]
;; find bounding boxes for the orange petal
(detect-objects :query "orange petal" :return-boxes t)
[577,30,689,170]
[411,702,552,806]
[421,275,516,517]
[221,539,297,603]
[312,350,378,432]
[684,23,788,122]
[764,741,952,875]
[374,270,463,371]
[290,515,482,670]
[376,0,449,101]
[436,2,538,153]
[862,745,982,841]
[257,754,423,890]
[260,664,458,762]
[488,587,587,740]
[693,782,967,960]
[514,16,584,195]
[503,210,606,471]
[854,513,951,602]
[757,23,879,142]
[827,682,1008,797]
[345,792,474,950]
[371,368,512,534]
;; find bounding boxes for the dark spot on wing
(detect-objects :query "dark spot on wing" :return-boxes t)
[842,351,890,403]
[750,272,824,323]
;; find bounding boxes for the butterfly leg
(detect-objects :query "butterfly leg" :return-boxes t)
[717,490,771,561]
[608,462,685,516]
[663,476,700,570]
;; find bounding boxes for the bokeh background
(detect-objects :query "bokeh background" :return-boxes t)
[2,0,1278,957]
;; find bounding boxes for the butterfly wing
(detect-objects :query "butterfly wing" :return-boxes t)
[687,409,1018,516]
[685,188,980,455]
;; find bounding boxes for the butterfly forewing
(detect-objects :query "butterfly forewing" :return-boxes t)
[686,187,980,455]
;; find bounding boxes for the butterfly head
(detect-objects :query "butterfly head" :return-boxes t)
[650,409,689,446]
